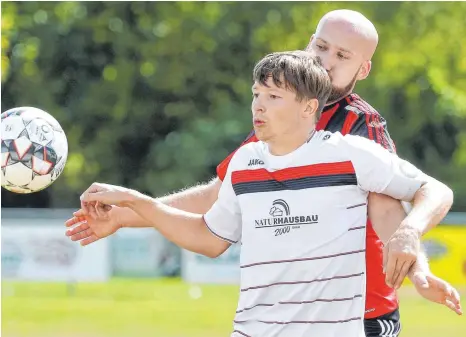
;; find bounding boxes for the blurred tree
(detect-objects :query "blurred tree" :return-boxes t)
[1,1,465,210]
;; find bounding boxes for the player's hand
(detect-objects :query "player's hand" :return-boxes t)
[65,208,122,246]
[80,182,138,211]
[409,270,462,315]
[383,226,420,289]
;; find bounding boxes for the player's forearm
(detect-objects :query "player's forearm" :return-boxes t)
[368,196,431,278]
[156,177,221,213]
[111,206,154,228]
[403,179,453,236]
[368,193,406,244]
[124,192,228,258]
[113,178,221,228]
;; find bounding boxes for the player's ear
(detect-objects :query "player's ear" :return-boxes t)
[357,60,371,80]
[304,98,319,118]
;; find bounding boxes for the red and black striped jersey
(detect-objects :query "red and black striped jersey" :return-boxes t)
[216,93,399,319]
[317,94,396,153]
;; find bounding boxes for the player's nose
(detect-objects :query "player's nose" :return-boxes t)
[252,97,266,114]
[318,55,333,72]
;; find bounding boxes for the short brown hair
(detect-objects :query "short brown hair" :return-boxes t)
[253,50,331,120]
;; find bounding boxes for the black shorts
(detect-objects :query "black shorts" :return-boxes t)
[364,309,401,337]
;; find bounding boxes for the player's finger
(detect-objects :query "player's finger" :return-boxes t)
[390,259,405,289]
[65,216,85,227]
[88,201,98,220]
[444,299,463,315]
[73,209,86,217]
[450,287,462,308]
[80,234,100,246]
[65,222,89,236]
[69,228,93,241]
[393,260,412,289]
[80,200,89,215]
[385,255,398,287]
[95,202,109,220]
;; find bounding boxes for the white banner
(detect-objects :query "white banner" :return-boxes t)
[181,244,241,284]
[111,228,180,277]
[1,224,110,282]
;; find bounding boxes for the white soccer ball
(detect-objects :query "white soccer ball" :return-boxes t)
[1,107,68,194]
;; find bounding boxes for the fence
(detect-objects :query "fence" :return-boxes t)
[2,208,465,285]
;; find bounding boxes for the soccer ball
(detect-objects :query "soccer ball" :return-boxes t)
[1,107,68,194]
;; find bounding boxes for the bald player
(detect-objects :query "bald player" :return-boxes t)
[66,9,462,337]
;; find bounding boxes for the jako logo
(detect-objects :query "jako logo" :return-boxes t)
[269,199,290,217]
[248,159,264,166]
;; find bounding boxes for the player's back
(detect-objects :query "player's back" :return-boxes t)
[229,131,368,337]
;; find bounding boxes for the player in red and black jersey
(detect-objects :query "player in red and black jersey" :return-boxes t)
[213,9,462,336]
[66,9,462,337]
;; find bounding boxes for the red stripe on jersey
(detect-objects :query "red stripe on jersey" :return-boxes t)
[232,161,355,184]
[341,111,359,135]
[316,104,339,131]
[372,114,382,146]
[365,113,374,140]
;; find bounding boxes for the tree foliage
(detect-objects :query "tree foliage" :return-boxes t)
[2,2,466,210]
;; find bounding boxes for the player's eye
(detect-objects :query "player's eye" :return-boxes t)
[316,44,326,51]
[252,93,259,98]
[270,95,280,99]
[337,53,349,60]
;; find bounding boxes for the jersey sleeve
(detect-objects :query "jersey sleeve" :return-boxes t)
[343,134,428,202]
[217,130,257,181]
[346,111,396,153]
[204,154,242,244]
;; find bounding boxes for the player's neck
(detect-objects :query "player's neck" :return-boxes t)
[325,92,352,106]
[267,128,316,156]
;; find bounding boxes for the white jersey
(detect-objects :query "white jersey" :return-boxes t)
[204,130,426,337]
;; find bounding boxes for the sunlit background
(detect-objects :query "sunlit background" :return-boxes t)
[1,2,466,337]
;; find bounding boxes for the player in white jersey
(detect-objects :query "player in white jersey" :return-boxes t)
[75,51,453,337]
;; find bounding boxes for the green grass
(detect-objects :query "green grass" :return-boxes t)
[1,278,465,337]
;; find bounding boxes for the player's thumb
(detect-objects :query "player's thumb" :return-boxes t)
[73,208,86,217]
[412,272,429,289]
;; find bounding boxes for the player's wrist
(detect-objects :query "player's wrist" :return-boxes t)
[120,189,149,208]
[110,206,130,229]
[407,262,431,279]
[398,221,423,240]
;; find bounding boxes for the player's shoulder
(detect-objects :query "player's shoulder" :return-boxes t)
[343,93,382,117]
[314,129,345,145]
[228,140,265,169]
[315,129,381,151]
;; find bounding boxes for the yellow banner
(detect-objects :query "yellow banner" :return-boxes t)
[418,226,466,285]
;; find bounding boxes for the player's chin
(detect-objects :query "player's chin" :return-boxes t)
[253,128,269,142]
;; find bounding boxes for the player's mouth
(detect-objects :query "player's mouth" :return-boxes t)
[253,118,265,126]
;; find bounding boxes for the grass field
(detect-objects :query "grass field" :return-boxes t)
[2,278,465,337]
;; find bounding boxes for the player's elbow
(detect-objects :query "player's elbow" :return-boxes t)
[196,234,231,258]
[204,249,223,259]
[439,183,454,212]
[199,245,228,258]
[427,178,454,208]
[418,178,454,217]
